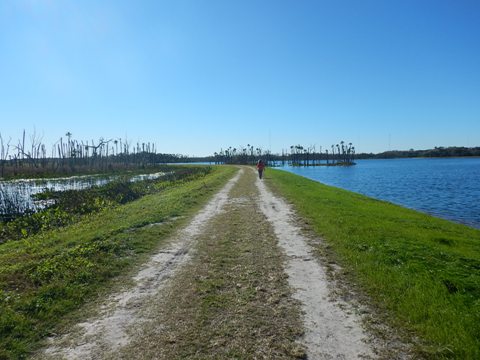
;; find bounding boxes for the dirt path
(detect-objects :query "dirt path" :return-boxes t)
[256,172,374,359]
[37,166,390,359]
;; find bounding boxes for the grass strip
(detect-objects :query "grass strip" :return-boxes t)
[266,168,480,360]
[117,168,305,359]
[0,165,237,360]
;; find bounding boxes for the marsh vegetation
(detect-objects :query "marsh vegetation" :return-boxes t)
[0,170,168,220]
[0,130,188,179]
[0,166,208,244]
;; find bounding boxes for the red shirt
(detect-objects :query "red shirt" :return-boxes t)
[256,162,265,170]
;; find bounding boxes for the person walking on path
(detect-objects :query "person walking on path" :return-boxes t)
[256,159,266,179]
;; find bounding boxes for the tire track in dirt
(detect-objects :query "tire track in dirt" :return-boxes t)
[36,169,242,360]
[256,170,375,359]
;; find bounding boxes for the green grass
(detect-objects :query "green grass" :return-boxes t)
[0,165,237,360]
[266,168,480,360]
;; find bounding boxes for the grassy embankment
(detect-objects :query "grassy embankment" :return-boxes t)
[267,169,480,360]
[0,165,237,359]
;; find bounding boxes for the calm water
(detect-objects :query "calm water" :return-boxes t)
[280,158,480,229]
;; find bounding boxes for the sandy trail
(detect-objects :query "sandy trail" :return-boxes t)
[256,171,374,359]
[37,169,243,359]
[37,167,384,359]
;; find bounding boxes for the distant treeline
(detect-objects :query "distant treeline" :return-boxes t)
[0,130,189,178]
[206,142,356,166]
[356,146,480,159]
[187,145,480,164]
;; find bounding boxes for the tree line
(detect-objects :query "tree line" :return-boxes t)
[211,141,356,166]
[211,145,272,165]
[209,144,480,165]
[0,130,187,178]
[356,146,480,159]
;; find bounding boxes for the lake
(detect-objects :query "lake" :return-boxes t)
[279,157,480,229]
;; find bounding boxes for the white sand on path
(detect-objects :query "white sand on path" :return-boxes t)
[256,170,375,360]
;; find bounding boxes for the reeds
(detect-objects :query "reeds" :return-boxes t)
[0,183,34,219]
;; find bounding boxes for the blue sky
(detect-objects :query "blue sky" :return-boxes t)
[1,0,479,156]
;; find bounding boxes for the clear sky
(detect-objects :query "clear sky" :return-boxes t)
[1,0,479,156]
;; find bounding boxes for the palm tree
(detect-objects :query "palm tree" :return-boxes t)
[65,132,72,158]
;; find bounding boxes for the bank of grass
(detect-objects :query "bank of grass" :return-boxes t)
[0,165,237,359]
[266,169,480,359]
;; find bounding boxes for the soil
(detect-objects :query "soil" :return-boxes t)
[35,166,410,359]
